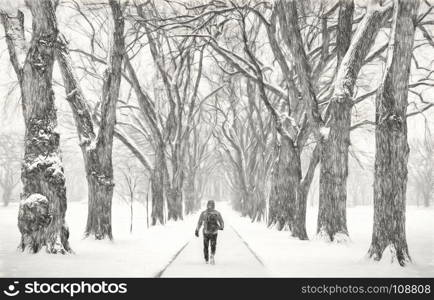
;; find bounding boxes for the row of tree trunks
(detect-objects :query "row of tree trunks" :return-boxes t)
[268,136,320,240]
[241,29,311,238]
[1,0,71,253]
[317,1,391,242]
[368,0,419,266]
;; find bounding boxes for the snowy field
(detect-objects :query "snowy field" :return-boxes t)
[0,201,433,277]
[0,200,198,277]
[225,205,434,277]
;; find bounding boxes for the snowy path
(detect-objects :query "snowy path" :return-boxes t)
[160,226,268,277]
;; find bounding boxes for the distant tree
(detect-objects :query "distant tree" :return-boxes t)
[117,161,147,233]
[408,125,433,207]
[0,133,22,206]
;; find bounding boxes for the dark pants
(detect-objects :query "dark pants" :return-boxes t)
[203,233,217,261]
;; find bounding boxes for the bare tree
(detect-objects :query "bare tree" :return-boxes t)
[55,0,126,240]
[117,160,146,233]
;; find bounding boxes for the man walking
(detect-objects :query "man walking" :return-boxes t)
[195,200,224,265]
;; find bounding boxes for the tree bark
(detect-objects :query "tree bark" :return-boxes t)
[184,170,196,215]
[1,0,71,253]
[367,0,419,266]
[267,136,313,240]
[277,0,323,131]
[317,1,391,242]
[151,143,165,225]
[336,0,354,65]
[167,141,184,221]
[268,139,296,231]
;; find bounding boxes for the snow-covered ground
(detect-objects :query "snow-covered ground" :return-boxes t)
[0,201,433,277]
[224,205,434,277]
[0,200,198,277]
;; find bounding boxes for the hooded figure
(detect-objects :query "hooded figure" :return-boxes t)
[195,200,224,264]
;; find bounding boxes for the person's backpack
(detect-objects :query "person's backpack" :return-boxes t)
[205,212,219,232]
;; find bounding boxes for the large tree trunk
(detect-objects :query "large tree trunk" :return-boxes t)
[367,0,419,266]
[1,0,71,253]
[316,1,354,240]
[317,1,390,242]
[267,137,309,239]
[317,106,351,241]
[85,163,114,239]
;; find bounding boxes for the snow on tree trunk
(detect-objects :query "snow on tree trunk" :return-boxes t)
[317,1,391,242]
[18,193,69,254]
[367,0,419,266]
[1,0,72,253]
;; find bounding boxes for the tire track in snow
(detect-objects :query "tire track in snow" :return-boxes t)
[229,225,265,266]
[156,225,264,277]
[154,240,190,278]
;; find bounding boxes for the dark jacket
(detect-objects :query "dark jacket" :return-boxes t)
[196,209,224,234]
